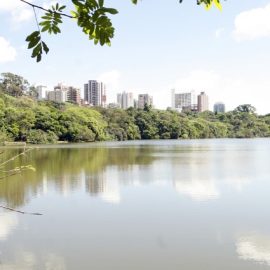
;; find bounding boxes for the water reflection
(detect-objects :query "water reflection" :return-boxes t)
[236,233,270,266]
[0,212,18,240]
[1,140,270,270]
[0,140,269,207]
[0,251,66,270]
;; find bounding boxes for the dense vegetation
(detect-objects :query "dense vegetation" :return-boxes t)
[0,91,269,144]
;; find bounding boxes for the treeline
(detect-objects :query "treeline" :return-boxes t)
[0,93,270,144]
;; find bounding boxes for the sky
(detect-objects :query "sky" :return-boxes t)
[1,0,270,114]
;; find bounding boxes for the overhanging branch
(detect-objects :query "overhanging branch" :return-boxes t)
[19,0,75,19]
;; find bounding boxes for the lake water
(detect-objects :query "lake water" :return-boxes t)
[1,139,270,269]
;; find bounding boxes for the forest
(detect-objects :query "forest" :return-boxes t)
[0,90,269,144]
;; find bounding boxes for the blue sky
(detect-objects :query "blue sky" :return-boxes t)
[1,0,270,114]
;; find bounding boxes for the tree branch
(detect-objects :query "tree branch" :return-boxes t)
[0,205,42,215]
[19,0,75,19]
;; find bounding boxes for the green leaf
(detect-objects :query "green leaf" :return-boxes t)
[36,54,42,62]
[98,0,104,7]
[42,42,49,54]
[25,31,39,42]
[100,8,118,15]
[32,43,42,58]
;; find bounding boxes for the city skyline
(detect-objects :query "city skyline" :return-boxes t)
[35,80,222,112]
[1,1,270,113]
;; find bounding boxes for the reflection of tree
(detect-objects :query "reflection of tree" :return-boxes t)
[0,149,41,208]
[0,146,157,208]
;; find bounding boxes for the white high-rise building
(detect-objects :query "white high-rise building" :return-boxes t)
[117,92,134,109]
[138,94,153,109]
[84,80,106,107]
[36,85,47,100]
[172,90,196,111]
[47,89,67,103]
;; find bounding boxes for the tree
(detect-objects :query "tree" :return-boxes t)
[19,0,224,62]
[234,104,256,114]
[0,73,29,97]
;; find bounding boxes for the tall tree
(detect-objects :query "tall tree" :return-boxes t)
[0,73,29,97]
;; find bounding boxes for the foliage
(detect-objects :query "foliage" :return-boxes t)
[0,72,269,144]
[0,73,29,97]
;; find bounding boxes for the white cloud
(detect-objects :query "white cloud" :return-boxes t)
[233,4,270,41]
[42,1,59,10]
[0,0,33,24]
[12,8,33,23]
[0,36,17,63]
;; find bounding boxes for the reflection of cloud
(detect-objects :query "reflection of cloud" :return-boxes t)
[225,176,251,192]
[0,251,66,270]
[174,178,219,201]
[0,212,18,240]
[236,233,270,266]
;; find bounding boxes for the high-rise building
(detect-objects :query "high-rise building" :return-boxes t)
[197,92,209,112]
[47,89,67,103]
[138,94,153,109]
[67,87,81,104]
[214,102,225,113]
[172,90,196,111]
[36,85,47,100]
[117,91,134,109]
[84,80,106,107]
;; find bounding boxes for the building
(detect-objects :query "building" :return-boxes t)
[67,87,81,104]
[117,92,134,109]
[214,102,225,113]
[47,89,67,103]
[197,92,209,112]
[36,85,47,100]
[172,90,196,112]
[108,103,120,109]
[138,94,153,109]
[84,80,106,107]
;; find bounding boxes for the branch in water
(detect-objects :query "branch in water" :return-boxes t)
[0,205,42,215]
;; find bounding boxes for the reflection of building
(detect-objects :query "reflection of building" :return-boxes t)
[84,80,106,107]
[138,94,153,109]
[197,92,209,112]
[214,102,225,113]
[85,172,120,204]
[117,92,134,109]
[85,175,105,195]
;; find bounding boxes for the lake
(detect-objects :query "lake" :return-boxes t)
[1,139,270,270]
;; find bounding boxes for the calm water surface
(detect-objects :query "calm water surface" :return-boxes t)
[0,139,270,269]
